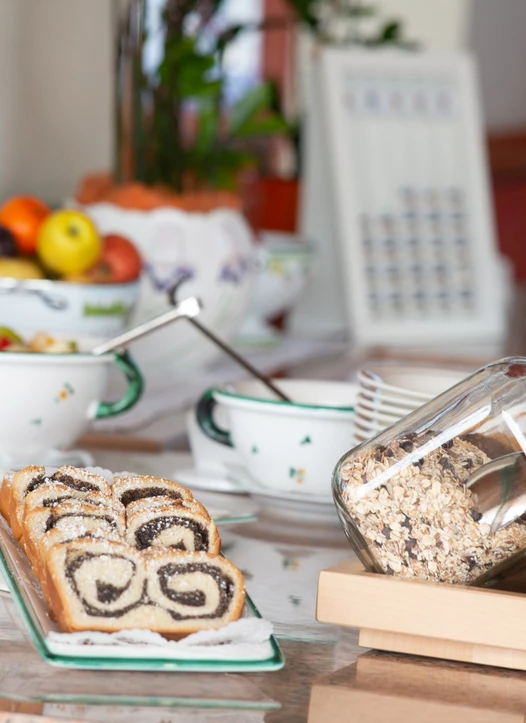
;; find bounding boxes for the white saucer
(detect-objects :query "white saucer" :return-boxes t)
[225,464,339,522]
[0,448,94,472]
[177,464,339,522]
[175,467,249,494]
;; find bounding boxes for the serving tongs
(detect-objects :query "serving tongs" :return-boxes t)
[90,292,291,403]
[167,285,291,402]
[466,452,526,533]
[465,409,526,533]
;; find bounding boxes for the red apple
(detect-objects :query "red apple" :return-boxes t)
[64,234,142,283]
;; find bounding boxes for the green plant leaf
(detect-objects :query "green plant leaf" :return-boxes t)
[210,166,237,190]
[158,37,195,86]
[283,0,319,30]
[195,101,219,153]
[233,113,289,139]
[229,83,275,135]
[377,20,402,43]
[215,23,246,59]
[212,150,256,189]
[158,36,220,99]
[178,56,217,97]
[344,4,377,18]
[188,146,256,190]
[204,0,228,11]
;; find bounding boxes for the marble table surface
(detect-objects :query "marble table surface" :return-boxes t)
[1,451,526,723]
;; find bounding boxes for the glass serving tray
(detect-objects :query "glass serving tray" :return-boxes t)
[0,517,283,673]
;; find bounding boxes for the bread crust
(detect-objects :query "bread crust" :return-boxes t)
[0,471,15,523]
[23,484,123,523]
[125,503,221,555]
[23,501,125,574]
[125,495,211,522]
[112,475,194,507]
[10,466,112,542]
[9,466,46,540]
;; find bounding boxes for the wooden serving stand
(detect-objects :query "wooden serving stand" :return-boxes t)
[316,559,526,671]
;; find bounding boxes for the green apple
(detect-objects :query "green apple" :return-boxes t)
[37,210,101,275]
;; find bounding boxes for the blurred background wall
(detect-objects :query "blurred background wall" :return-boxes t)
[471,0,526,131]
[0,0,113,205]
[379,0,472,48]
[0,0,24,199]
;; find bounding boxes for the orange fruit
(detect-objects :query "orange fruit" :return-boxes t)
[0,197,50,255]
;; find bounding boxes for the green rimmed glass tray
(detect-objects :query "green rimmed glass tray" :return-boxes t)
[0,518,283,673]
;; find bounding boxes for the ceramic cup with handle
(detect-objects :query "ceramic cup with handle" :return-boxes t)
[196,379,358,497]
[0,349,143,467]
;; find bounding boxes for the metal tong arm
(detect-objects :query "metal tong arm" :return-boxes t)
[91,296,202,355]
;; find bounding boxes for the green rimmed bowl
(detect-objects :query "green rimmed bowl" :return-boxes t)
[196,379,358,497]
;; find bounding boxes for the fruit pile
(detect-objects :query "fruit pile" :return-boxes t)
[0,328,77,354]
[0,197,142,284]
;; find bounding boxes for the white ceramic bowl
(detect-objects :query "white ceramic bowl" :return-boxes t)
[196,379,358,497]
[185,409,239,480]
[0,278,139,339]
[80,203,254,379]
[236,233,315,344]
[0,349,143,466]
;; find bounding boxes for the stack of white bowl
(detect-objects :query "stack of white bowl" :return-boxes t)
[354,364,469,444]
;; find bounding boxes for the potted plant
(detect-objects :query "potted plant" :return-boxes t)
[286,0,416,48]
[75,0,289,375]
[239,0,416,235]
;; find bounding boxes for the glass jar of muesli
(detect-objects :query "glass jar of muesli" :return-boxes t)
[332,357,526,586]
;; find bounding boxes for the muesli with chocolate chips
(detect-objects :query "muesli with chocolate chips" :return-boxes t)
[340,434,526,584]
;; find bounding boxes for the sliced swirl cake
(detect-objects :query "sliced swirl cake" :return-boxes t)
[126,496,211,522]
[38,528,125,617]
[144,549,246,636]
[112,475,194,508]
[45,538,245,635]
[45,538,152,632]
[9,466,112,541]
[2,465,248,638]
[125,503,220,555]
[23,483,123,520]
[24,501,125,573]
[39,527,125,568]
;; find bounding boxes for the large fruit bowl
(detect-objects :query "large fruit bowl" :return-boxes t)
[79,202,254,382]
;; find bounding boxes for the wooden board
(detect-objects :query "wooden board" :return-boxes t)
[316,559,526,671]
